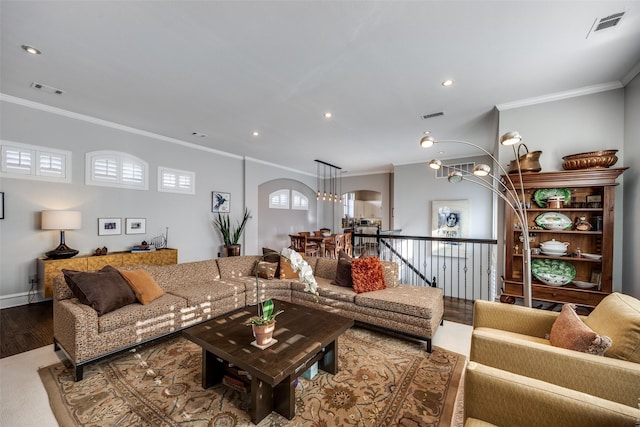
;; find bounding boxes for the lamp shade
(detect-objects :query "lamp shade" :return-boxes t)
[42,210,81,230]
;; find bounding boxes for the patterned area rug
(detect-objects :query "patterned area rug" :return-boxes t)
[39,328,465,426]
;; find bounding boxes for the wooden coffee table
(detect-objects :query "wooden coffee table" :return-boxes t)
[182,300,353,424]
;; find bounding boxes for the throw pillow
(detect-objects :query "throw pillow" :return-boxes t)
[351,256,386,294]
[262,247,281,277]
[332,250,353,287]
[62,265,138,316]
[119,268,164,305]
[279,255,298,279]
[549,304,612,356]
[254,261,278,280]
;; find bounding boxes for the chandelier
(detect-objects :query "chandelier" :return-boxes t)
[315,159,342,203]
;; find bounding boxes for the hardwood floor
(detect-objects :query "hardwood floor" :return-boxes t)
[0,297,474,359]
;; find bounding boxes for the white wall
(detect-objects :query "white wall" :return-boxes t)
[497,89,626,292]
[623,74,640,298]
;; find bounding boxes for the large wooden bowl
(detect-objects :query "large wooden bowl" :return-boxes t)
[562,149,618,170]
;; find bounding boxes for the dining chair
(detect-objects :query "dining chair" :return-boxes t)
[324,233,345,258]
[343,230,353,257]
[289,234,318,257]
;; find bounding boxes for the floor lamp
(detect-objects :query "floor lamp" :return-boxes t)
[420,132,532,308]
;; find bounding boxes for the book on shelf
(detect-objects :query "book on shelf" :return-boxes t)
[131,244,156,252]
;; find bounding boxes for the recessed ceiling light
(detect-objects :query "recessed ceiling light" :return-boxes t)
[423,130,431,135]
[22,45,41,55]
[323,112,332,119]
[438,151,445,154]
[252,131,260,137]
[192,132,207,138]
[442,79,454,87]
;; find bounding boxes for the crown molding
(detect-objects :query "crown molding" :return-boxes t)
[244,156,314,177]
[622,61,640,86]
[495,81,623,111]
[0,93,243,160]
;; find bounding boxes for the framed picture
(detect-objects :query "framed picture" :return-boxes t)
[212,191,230,213]
[125,218,146,234]
[0,192,4,219]
[431,200,470,257]
[98,218,122,236]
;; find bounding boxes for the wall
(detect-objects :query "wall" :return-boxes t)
[393,156,495,239]
[623,74,640,298]
[497,89,626,292]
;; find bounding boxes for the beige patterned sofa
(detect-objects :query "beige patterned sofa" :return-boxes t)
[53,255,443,380]
[464,294,640,426]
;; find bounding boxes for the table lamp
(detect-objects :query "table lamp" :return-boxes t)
[42,210,82,259]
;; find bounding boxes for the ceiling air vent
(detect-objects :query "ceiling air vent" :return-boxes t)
[31,82,64,95]
[587,12,624,38]
[421,112,444,120]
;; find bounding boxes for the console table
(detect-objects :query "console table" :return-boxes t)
[37,248,178,298]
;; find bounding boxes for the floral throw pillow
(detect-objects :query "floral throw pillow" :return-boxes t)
[351,256,386,293]
[549,304,612,356]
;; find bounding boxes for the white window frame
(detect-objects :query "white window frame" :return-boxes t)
[435,162,475,179]
[157,166,196,194]
[1,140,72,183]
[291,190,309,211]
[269,189,289,209]
[86,150,148,190]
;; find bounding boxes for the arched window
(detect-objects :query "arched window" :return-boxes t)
[86,151,148,190]
[269,189,289,209]
[291,190,309,210]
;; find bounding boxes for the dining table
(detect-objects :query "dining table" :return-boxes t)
[304,233,336,257]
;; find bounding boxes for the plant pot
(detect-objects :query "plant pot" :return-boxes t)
[252,321,276,346]
[225,244,241,257]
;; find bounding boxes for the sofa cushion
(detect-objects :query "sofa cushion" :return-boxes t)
[146,260,220,288]
[351,256,386,293]
[380,260,399,288]
[97,293,187,333]
[119,268,165,305]
[549,304,612,356]
[216,256,260,279]
[584,292,640,362]
[355,284,443,319]
[62,265,138,316]
[255,261,278,279]
[292,277,356,303]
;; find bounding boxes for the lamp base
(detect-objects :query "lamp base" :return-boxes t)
[46,243,79,259]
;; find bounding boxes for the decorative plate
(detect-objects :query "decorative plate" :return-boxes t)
[534,212,573,230]
[531,258,576,284]
[573,281,598,289]
[581,253,602,260]
[533,188,572,208]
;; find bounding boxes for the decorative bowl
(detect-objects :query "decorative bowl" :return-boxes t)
[562,150,618,170]
[535,213,573,230]
[573,281,598,289]
[541,249,567,257]
[581,253,602,260]
[539,239,570,252]
[536,273,572,286]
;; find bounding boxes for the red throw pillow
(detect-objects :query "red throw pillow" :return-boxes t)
[351,256,386,293]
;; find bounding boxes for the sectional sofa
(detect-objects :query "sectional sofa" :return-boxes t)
[53,255,444,380]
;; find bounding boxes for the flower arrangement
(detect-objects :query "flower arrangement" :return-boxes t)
[246,247,318,326]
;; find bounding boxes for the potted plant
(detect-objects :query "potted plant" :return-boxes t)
[214,207,251,256]
[246,248,318,347]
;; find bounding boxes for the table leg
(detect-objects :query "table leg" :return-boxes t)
[319,339,338,374]
[251,377,274,424]
[202,349,224,388]
[274,374,296,419]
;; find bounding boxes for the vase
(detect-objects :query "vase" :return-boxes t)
[252,321,276,346]
[225,244,241,257]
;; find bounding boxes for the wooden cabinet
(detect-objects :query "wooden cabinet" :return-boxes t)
[502,168,626,308]
[37,248,178,298]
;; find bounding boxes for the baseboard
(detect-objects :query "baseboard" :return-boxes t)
[0,291,48,309]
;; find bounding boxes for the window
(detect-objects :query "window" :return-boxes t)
[435,162,475,179]
[86,151,148,190]
[269,189,289,209]
[158,167,195,194]
[291,190,309,210]
[1,141,71,183]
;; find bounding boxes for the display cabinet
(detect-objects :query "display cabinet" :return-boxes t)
[37,248,178,298]
[501,168,626,308]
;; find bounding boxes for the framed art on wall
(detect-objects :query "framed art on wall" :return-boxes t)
[212,191,230,213]
[431,200,470,257]
[125,218,146,234]
[98,218,122,236]
[0,192,4,219]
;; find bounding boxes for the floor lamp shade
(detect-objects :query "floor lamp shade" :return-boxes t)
[42,210,81,259]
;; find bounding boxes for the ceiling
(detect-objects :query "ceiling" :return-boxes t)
[2,1,640,176]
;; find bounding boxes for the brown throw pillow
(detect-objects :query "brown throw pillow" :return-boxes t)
[262,247,281,277]
[351,256,386,293]
[549,304,612,356]
[254,261,278,280]
[62,265,137,316]
[332,250,353,287]
[279,255,298,279]
[119,268,164,305]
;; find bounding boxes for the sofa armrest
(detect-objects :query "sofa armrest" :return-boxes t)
[464,362,640,427]
[53,298,99,363]
[471,327,640,408]
[473,300,561,338]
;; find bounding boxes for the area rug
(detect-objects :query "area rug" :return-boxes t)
[39,327,465,426]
